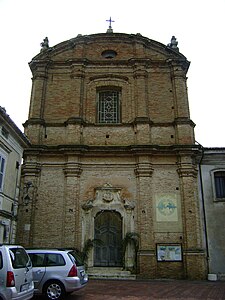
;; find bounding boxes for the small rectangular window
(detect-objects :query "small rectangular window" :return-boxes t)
[29,253,45,267]
[0,156,6,190]
[16,161,20,169]
[46,254,66,266]
[97,89,121,123]
[214,171,225,199]
[9,247,31,269]
[1,127,9,139]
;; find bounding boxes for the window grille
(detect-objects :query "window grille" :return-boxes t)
[97,90,120,123]
[214,171,225,199]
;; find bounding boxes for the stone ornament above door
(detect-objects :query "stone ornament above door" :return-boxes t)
[82,183,135,211]
[96,183,120,204]
[102,191,114,203]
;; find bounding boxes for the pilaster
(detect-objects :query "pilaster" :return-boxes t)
[177,154,207,279]
[63,161,82,247]
[171,65,190,119]
[29,62,50,119]
[135,159,155,277]
[70,63,86,117]
[16,160,41,247]
[133,66,148,117]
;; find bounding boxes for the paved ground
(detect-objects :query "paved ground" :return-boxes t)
[34,279,225,299]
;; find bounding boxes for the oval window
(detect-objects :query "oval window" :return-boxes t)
[101,50,117,59]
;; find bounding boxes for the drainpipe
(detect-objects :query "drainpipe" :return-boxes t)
[197,142,209,274]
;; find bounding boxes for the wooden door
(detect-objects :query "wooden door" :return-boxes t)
[94,211,122,267]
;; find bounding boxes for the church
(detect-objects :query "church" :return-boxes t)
[16,24,207,279]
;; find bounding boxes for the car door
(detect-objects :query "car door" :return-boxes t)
[45,253,67,278]
[9,246,33,294]
[28,253,46,289]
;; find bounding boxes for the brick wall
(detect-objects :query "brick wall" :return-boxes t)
[17,33,206,279]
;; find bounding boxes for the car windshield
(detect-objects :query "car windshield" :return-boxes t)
[9,247,31,269]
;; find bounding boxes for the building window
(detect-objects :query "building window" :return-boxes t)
[101,50,117,59]
[0,155,6,190]
[97,89,121,124]
[214,171,225,199]
[1,127,9,139]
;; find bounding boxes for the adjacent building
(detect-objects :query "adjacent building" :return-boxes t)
[16,29,207,279]
[198,147,225,279]
[0,106,30,243]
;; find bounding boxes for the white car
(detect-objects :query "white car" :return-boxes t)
[0,244,34,300]
[27,249,88,300]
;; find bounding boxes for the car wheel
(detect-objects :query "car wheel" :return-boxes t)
[44,280,65,300]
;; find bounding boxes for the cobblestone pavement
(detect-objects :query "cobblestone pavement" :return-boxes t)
[34,279,225,299]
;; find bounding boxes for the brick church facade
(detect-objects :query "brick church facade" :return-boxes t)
[17,29,207,279]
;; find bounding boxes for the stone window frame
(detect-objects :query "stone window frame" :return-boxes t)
[211,169,225,202]
[96,86,121,124]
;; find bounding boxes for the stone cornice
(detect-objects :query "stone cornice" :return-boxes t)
[23,144,201,157]
[23,119,196,128]
[0,107,30,147]
[30,33,189,72]
[173,117,196,128]
[23,118,46,127]
[64,117,85,126]
[89,74,129,82]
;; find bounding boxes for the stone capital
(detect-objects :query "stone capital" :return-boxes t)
[63,163,82,177]
[135,163,153,177]
[177,166,198,178]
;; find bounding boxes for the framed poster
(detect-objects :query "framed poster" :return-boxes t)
[156,244,182,262]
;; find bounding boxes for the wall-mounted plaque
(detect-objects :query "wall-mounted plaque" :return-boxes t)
[156,244,182,261]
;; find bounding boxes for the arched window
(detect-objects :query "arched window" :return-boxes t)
[97,88,121,124]
[214,171,225,199]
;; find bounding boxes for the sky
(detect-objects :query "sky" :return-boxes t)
[0,0,224,147]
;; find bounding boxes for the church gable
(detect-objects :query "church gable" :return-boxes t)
[26,32,192,147]
[32,33,187,64]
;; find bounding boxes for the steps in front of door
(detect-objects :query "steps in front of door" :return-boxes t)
[87,267,136,280]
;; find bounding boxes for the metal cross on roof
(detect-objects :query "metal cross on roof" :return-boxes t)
[106,17,115,29]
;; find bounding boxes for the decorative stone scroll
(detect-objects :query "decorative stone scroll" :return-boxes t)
[124,199,135,211]
[82,199,94,211]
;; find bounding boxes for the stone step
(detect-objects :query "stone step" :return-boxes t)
[87,267,136,280]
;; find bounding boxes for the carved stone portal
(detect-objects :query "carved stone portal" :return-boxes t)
[81,183,136,268]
